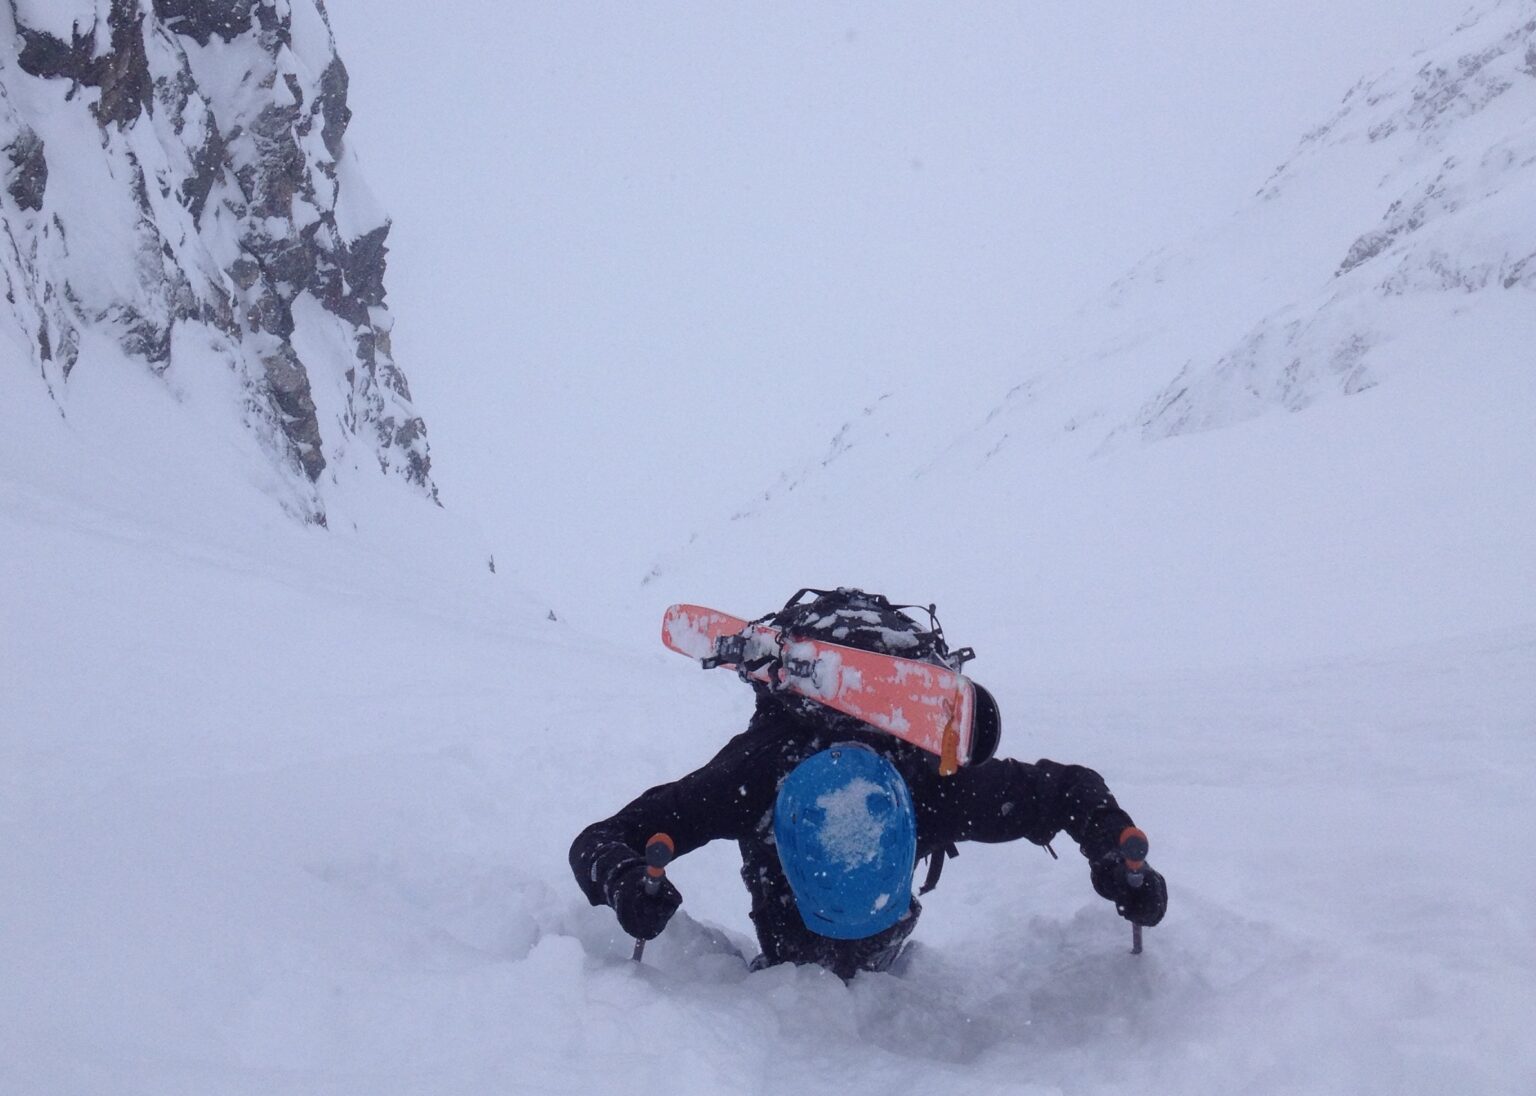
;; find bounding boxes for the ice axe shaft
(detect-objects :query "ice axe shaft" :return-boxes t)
[1119,826,1149,956]
[630,832,675,963]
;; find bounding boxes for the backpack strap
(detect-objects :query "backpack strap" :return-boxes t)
[918,842,960,895]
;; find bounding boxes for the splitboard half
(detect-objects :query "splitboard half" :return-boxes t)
[662,603,978,772]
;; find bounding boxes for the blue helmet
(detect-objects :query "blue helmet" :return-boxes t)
[773,743,918,940]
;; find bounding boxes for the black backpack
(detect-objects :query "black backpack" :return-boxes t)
[758,587,975,672]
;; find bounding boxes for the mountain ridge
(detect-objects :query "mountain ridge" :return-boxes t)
[0,0,434,524]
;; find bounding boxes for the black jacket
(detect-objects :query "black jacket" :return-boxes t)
[571,695,1135,976]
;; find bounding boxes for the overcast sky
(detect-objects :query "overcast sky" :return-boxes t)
[325,2,1465,599]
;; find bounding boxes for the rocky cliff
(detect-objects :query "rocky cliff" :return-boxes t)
[0,0,434,523]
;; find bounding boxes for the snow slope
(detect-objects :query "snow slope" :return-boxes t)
[325,0,1464,609]
[641,0,1536,677]
[4,433,1533,1095]
[4,3,1535,1095]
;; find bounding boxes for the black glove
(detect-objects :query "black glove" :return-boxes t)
[1091,856,1167,928]
[603,857,682,940]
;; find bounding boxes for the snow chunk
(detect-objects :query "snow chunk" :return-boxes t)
[12,0,106,43]
[813,777,886,869]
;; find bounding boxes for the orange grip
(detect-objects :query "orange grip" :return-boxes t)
[644,832,675,878]
[1118,826,1148,871]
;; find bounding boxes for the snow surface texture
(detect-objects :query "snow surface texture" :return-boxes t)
[4,3,1536,1096]
[4,453,1533,1095]
[0,0,434,524]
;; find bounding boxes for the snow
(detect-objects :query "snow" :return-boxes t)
[324,0,1471,608]
[8,282,1535,1091]
[5,1,1536,1094]
[812,777,887,869]
[288,0,340,79]
[4,462,1532,1093]
[9,0,106,44]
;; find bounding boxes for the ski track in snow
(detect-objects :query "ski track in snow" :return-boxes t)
[3,481,1532,1096]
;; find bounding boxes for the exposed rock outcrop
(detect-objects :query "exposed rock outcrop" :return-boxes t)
[0,0,436,522]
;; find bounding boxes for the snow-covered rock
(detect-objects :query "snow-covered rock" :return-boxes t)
[671,0,1536,528]
[1132,0,1536,441]
[0,0,434,523]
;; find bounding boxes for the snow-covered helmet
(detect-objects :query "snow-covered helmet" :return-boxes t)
[773,742,918,939]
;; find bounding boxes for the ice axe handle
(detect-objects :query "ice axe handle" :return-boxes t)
[642,833,675,895]
[631,833,675,962]
[1119,827,1149,955]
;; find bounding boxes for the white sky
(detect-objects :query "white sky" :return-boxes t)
[325,2,1466,598]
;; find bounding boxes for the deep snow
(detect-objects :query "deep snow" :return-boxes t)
[4,460,1533,1095]
[6,3,1536,1094]
[5,318,1535,1092]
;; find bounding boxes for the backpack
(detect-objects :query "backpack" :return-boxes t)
[759,588,994,896]
[756,587,976,672]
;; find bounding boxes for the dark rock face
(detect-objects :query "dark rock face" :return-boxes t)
[180,122,226,225]
[262,345,326,481]
[343,225,390,309]
[151,0,257,47]
[14,22,93,85]
[4,127,46,210]
[95,0,156,129]
[244,102,306,219]
[14,0,156,130]
[315,56,351,160]
[1,0,437,520]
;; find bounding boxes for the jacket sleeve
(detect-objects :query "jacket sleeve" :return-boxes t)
[569,731,768,908]
[932,757,1135,863]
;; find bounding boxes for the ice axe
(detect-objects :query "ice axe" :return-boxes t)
[1118,826,1150,955]
[630,832,675,962]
